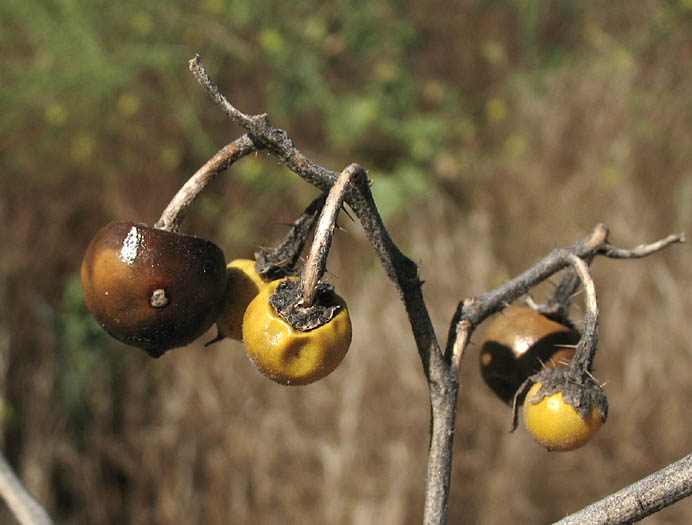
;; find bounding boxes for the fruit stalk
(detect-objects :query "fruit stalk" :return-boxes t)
[299,164,360,308]
[155,134,257,232]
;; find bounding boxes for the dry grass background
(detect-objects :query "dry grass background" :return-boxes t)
[1,1,691,524]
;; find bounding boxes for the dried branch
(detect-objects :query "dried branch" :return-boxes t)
[188,56,688,525]
[554,452,692,524]
[599,232,686,259]
[446,224,686,362]
[0,452,52,525]
[190,53,450,524]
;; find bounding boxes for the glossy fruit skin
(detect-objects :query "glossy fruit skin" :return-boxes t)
[523,382,603,451]
[242,278,352,385]
[480,307,579,404]
[81,221,227,356]
[216,259,266,340]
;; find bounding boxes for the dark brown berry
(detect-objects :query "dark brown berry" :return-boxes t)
[479,306,579,404]
[81,222,226,357]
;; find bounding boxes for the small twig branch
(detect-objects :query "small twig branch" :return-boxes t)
[599,232,686,259]
[155,134,259,232]
[451,309,472,373]
[566,253,599,373]
[446,224,685,363]
[188,54,266,132]
[0,452,53,525]
[554,452,692,524]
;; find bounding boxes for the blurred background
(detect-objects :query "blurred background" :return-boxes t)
[1,0,691,523]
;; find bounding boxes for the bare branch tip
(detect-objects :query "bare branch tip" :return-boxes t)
[586,224,609,249]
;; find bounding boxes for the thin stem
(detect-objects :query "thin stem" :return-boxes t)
[300,164,362,307]
[565,253,599,373]
[554,452,692,524]
[155,134,258,232]
[188,54,266,132]
[0,452,53,525]
[599,232,686,259]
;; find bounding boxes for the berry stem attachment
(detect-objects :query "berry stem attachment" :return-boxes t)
[299,164,362,308]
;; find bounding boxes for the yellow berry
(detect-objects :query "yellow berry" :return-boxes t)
[523,382,603,451]
[242,278,352,385]
[216,259,266,340]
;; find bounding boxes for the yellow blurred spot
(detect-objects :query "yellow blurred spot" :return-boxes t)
[374,62,398,83]
[202,0,224,15]
[482,40,506,65]
[45,103,68,125]
[600,165,624,187]
[159,146,182,169]
[130,13,153,36]
[490,272,510,289]
[503,134,527,158]
[238,157,264,183]
[304,17,326,43]
[117,93,141,117]
[584,23,606,48]
[0,396,12,423]
[412,137,433,161]
[259,29,284,55]
[486,98,508,123]
[71,136,94,162]
[612,48,635,72]
[679,0,692,11]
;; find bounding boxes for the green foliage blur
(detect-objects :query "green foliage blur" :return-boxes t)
[4,0,690,219]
